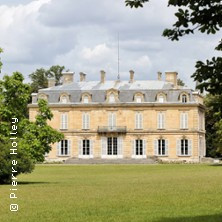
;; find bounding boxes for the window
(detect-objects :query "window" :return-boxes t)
[157,112,165,129]
[83,95,89,104]
[182,94,187,103]
[60,95,68,103]
[158,95,164,103]
[108,112,116,128]
[82,113,90,129]
[177,139,192,156]
[60,113,68,129]
[109,93,115,103]
[107,137,118,155]
[57,140,70,156]
[79,139,93,157]
[154,139,168,156]
[132,139,146,157]
[135,112,143,129]
[180,112,188,129]
[136,96,142,103]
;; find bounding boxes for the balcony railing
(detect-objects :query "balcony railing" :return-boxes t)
[97,126,127,134]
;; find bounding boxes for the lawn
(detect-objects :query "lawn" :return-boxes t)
[0,164,222,222]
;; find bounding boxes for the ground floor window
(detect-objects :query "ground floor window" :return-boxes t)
[132,139,146,157]
[107,137,118,155]
[136,139,143,155]
[177,139,192,156]
[57,140,70,156]
[158,139,165,156]
[83,139,90,155]
[79,139,93,157]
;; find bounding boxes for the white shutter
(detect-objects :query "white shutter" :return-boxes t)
[188,139,192,156]
[141,113,143,129]
[132,140,135,156]
[162,113,165,129]
[135,113,138,129]
[157,113,161,129]
[68,140,71,156]
[180,113,183,129]
[60,114,63,129]
[185,113,188,129]
[101,137,107,156]
[57,141,61,156]
[118,137,123,156]
[90,140,93,156]
[78,140,82,156]
[143,139,146,156]
[82,113,85,129]
[86,113,90,129]
[154,140,158,155]
[165,139,169,156]
[177,139,181,156]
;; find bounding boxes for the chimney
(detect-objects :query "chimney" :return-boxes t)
[48,77,56,88]
[62,72,74,85]
[79,72,86,82]
[157,72,162,81]
[129,70,135,83]
[165,71,178,87]
[100,70,106,83]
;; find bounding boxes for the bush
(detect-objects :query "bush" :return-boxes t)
[0,141,34,184]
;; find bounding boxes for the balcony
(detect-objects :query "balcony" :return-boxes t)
[97,126,127,134]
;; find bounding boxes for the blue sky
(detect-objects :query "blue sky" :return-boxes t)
[0,0,221,87]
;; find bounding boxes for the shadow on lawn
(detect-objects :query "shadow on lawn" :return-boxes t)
[19,181,58,185]
[156,214,222,222]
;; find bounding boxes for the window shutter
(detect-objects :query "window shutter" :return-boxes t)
[82,113,85,129]
[64,114,68,129]
[90,140,93,156]
[68,140,71,156]
[101,137,107,156]
[87,113,90,129]
[132,140,135,156]
[176,139,181,156]
[188,139,192,156]
[154,140,158,155]
[143,139,146,156]
[78,140,82,156]
[157,113,161,129]
[165,139,169,156]
[185,113,188,129]
[139,113,143,129]
[135,113,138,129]
[60,114,63,129]
[57,141,61,156]
[118,137,123,155]
[162,113,165,129]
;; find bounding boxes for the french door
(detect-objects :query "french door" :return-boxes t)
[107,137,118,155]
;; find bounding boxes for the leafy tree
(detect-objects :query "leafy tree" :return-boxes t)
[177,78,185,87]
[0,72,63,183]
[125,0,222,154]
[30,65,65,92]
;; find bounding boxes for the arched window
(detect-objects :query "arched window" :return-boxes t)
[157,93,166,103]
[182,94,187,103]
[158,95,164,103]
[83,95,89,104]
[109,93,115,103]
[60,95,69,103]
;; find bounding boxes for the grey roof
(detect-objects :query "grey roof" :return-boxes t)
[35,80,195,104]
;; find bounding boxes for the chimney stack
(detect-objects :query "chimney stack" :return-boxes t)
[129,70,135,83]
[62,72,74,85]
[157,72,162,81]
[100,70,106,83]
[79,72,86,82]
[48,77,56,88]
[165,71,178,88]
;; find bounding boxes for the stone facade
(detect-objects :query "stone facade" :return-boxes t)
[28,71,206,163]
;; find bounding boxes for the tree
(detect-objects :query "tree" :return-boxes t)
[29,65,65,93]
[177,78,185,87]
[0,72,64,183]
[0,48,3,72]
[125,0,222,155]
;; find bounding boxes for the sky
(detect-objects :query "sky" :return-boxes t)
[0,0,221,88]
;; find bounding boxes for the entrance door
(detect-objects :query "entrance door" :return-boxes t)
[107,137,118,155]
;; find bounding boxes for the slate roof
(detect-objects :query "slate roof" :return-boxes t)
[34,80,195,104]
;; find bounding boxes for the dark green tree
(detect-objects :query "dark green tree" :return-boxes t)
[46,65,65,86]
[177,78,185,87]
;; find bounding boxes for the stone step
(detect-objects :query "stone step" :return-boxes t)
[65,157,158,164]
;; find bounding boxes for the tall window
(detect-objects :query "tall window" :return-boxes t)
[180,112,188,129]
[135,139,143,155]
[60,95,68,103]
[57,140,70,156]
[82,113,90,129]
[79,139,92,157]
[132,139,146,157]
[157,112,165,129]
[182,94,187,103]
[135,112,143,129]
[107,137,118,155]
[109,93,115,103]
[83,95,89,104]
[60,113,68,129]
[108,112,116,128]
[177,139,192,156]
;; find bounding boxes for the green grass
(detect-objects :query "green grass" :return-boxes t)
[0,164,222,222]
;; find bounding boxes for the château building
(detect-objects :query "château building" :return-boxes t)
[28,70,206,163]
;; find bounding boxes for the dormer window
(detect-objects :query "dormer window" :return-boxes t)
[109,93,115,103]
[134,92,144,103]
[60,94,69,103]
[136,96,142,103]
[158,95,164,103]
[83,95,89,104]
[182,94,187,103]
[157,93,166,103]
